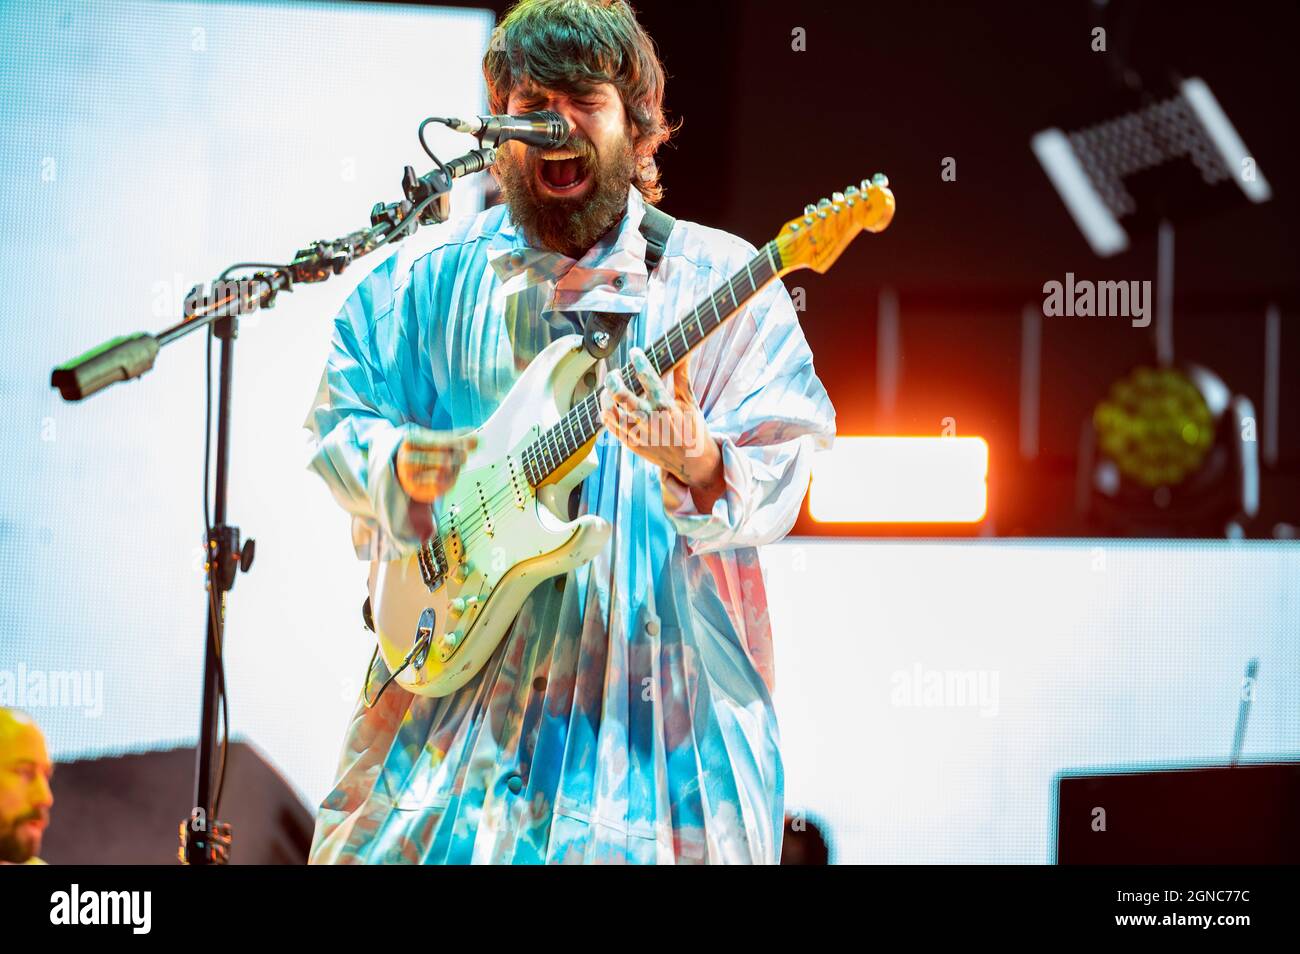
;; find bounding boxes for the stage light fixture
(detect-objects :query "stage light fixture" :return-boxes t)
[1079,363,1258,535]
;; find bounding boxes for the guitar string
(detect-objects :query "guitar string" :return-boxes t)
[449,279,772,552]
[450,349,708,554]
[451,280,762,551]
[448,329,691,548]
[451,398,605,552]
[439,242,783,555]
[450,341,690,552]
[446,356,665,554]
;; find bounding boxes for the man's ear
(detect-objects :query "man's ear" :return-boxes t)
[623,101,641,147]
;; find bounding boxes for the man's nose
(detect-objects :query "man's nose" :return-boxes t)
[535,97,583,138]
[32,775,53,808]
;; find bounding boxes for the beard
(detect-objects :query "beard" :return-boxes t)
[0,813,43,863]
[494,130,637,260]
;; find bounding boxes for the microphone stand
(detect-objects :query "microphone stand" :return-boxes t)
[50,142,497,865]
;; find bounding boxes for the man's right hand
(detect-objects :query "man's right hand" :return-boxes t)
[395,427,478,503]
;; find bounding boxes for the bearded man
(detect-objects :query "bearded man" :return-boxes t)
[0,709,53,865]
[304,0,834,864]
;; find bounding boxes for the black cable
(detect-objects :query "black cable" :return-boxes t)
[218,262,289,281]
[361,635,429,709]
[190,146,457,824]
[418,117,451,162]
[361,646,400,708]
[374,192,443,248]
[418,119,454,196]
[202,322,230,827]
[204,325,212,534]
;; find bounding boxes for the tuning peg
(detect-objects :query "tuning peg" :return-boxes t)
[804,204,816,215]
[844,184,859,196]
[832,191,845,203]
[872,172,889,187]
[817,197,830,208]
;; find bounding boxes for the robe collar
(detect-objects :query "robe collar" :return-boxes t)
[486,184,650,318]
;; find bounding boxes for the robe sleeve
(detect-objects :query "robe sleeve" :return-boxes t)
[660,269,836,556]
[302,251,440,562]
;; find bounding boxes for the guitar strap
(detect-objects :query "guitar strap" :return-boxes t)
[581,202,676,360]
[578,203,677,646]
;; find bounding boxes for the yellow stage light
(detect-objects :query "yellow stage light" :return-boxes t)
[1092,366,1215,489]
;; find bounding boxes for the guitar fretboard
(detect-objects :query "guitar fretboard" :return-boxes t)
[520,239,784,486]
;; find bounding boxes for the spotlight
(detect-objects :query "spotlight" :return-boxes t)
[1079,363,1258,535]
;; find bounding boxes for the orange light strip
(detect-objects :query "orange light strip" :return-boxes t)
[809,436,989,523]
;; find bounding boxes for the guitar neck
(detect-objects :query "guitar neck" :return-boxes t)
[521,239,785,486]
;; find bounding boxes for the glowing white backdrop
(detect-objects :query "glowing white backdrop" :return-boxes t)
[0,0,493,804]
[767,539,1300,863]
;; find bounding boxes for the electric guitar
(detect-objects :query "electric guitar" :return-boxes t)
[370,175,896,697]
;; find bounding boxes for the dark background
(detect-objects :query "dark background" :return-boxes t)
[403,0,1300,535]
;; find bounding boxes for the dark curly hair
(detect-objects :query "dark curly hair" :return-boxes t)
[483,0,679,204]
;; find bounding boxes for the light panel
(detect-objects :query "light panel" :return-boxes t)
[809,436,989,523]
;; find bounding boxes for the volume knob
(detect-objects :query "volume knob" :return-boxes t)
[448,596,479,617]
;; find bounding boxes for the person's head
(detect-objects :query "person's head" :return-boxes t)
[0,708,53,863]
[484,0,677,258]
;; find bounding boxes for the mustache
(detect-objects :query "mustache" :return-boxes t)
[526,137,596,164]
[14,808,49,826]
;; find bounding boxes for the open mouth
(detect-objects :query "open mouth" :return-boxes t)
[537,150,590,193]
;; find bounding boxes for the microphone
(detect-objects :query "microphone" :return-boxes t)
[445,111,569,149]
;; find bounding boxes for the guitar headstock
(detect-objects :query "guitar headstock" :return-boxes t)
[774,173,896,275]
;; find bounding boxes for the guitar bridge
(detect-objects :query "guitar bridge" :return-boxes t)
[416,531,449,593]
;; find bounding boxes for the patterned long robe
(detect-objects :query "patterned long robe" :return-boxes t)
[303,184,835,863]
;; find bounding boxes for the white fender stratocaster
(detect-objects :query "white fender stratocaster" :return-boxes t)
[369,176,896,697]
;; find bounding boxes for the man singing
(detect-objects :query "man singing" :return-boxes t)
[304,0,834,863]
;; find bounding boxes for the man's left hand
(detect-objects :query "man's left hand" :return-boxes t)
[600,347,726,511]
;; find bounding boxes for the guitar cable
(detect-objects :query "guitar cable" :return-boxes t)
[360,632,431,708]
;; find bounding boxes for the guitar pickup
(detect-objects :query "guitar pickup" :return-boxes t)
[443,507,464,564]
[506,456,527,509]
[474,481,495,537]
